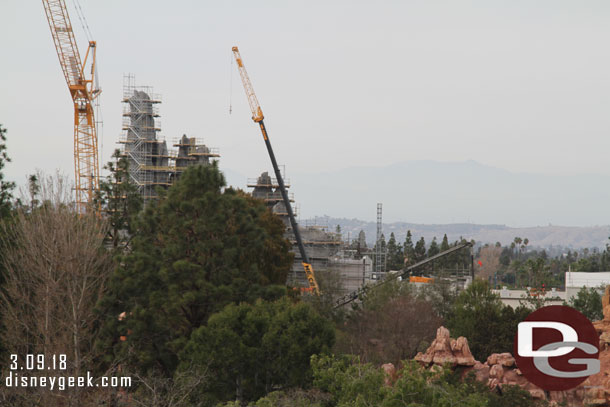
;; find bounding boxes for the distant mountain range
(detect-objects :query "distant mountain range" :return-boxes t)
[302,216,610,250]
[220,159,610,248]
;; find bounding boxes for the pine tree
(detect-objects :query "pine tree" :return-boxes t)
[96,149,143,248]
[440,234,450,252]
[403,230,415,266]
[97,163,293,375]
[428,236,440,257]
[438,233,450,268]
[0,124,15,218]
[414,236,427,263]
[386,232,403,270]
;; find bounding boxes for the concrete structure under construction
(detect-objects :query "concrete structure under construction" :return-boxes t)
[248,171,371,291]
[289,225,343,287]
[248,172,294,227]
[329,251,374,294]
[119,75,219,202]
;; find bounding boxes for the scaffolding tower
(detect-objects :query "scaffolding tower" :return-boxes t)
[248,170,342,287]
[374,203,386,276]
[118,74,220,202]
[248,171,295,225]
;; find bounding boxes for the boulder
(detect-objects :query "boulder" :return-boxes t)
[451,336,476,366]
[415,326,475,367]
[382,363,397,387]
[415,326,455,366]
[486,352,514,367]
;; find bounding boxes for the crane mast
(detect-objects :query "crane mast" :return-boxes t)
[43,0,100,213]
[232,46,320,295]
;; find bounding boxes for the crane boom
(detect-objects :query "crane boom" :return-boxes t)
[43,0,100,213]
[232,46,320,295]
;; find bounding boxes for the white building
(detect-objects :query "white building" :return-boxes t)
[492,287,565,309]
[565,271,610,300]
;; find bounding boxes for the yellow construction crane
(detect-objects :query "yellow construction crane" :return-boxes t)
[232,46,320,295]
[43,0,100,213]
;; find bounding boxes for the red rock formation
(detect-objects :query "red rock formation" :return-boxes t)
[414,326,476,367]
[411,286,610,406]
[414,326,585,405]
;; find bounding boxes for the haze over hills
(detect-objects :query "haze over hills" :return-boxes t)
[221,159,610,248]
[304,217,610,250]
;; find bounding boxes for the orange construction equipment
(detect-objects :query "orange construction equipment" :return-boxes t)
[42,0,100,213]
[409,276,434,284]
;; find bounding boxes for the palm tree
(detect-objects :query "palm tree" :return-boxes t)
[514,237,522,258]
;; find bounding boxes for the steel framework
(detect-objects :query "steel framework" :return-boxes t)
[42,0,100,213]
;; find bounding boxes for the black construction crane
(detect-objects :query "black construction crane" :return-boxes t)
[232,46,320,295]
[334,241,474,308]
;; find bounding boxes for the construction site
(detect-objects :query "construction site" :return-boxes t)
[32,0,479,303]
[114,78,474,298]
[118,75,220,202]
[8,2,610,406]
[109,71,379,296]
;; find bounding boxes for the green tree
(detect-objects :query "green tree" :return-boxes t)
[182,298,335,404]
[428,236,440,257]
[403,230,415,267]
[253,389,331,407]
[447,280,528,360]
[514,237,523,258]
[96,149,143,249]
[440,234,450,251]
[525,257,547,288]
[386,232,403,270]
[310,354,544,407]
[414,236,427,263]
[438,233,450,268]
[417,279,458,319]
[26,174,40,210]
[96,164,293,375]
[0,124,15,218]
[568,287,603,321]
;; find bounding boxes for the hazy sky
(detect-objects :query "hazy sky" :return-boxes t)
[2,1,610,224]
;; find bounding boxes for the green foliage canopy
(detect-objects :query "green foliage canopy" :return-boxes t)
[97,164,293,374]
[568,286,603,321]
[308,354,545,407]
[447,279,530,360]
[0,124,15,218]
[183,298,335,404]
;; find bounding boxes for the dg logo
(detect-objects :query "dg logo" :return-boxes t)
[514,305,600,391]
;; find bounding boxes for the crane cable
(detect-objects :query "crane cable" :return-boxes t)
[71,0,93,42]
[229,51,234,115]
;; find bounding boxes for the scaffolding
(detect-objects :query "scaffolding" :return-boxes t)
[119,74,220,202]
[248,170,342,287]
[374,203,387,276]
[249,171,296,223]
[289,225,343,287]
